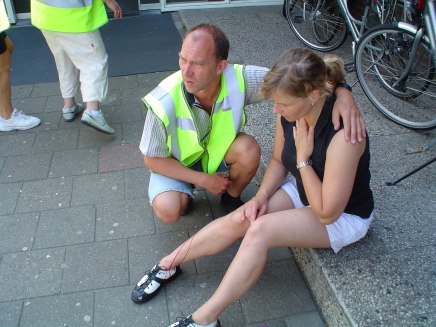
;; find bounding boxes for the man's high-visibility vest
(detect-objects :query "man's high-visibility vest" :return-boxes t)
[0,0,10,32]
[31,0,108,33]
[143,64,247,174]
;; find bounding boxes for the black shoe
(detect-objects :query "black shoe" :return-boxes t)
[131,263,182,304]
[221,191,245,213]
[169,315,221,327]
[181,197,194,216]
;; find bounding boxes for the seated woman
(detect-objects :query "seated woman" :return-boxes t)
[131,48,374,327]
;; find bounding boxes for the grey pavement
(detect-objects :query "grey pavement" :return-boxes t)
[0,5,434,327]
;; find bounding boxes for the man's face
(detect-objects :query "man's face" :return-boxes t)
[179,31,226,95]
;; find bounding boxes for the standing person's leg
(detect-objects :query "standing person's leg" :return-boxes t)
[186,207,331,326]
[41,30,83,122]
[0,33,40,131]
[68,30,113,134]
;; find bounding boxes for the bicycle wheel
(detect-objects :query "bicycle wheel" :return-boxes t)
[355,23,436,129]
[285,0,348,51]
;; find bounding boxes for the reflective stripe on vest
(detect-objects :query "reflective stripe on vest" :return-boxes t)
[143,64,247,174]
[31,0,108,33]
[0,0,10,32]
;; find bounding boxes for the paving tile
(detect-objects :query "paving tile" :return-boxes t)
[49,148,98,178]
[0,300,22,327]
[98,142,144,172]
[33,206,96,249]
[0,247,65,302]
[62,239,128,293]
[166,271,246,327]
[128,232,196,285]
[96,198,154,241]
[0,133,36,156]
[77,125,122,148]
[124,167,150,200]
[284,311,325,327]
[108,75,139,90]
[101,89,122,107]
[0,212,39,254]
[71,171,124,206]
[29,112,61,132]
[13,96,47,115]
[241,260,318,324]
[16,177,73,213]
[11,84,33,99]
[44,95,65,113]
[20,291,94,327]
[32,129,79,154]
[94,285,170,327]
[247,318,286,327]
[137,71,175,87]
[102,104,143,125]
[0,182,21,216]
[0,153,51,183]
[31,82,61,98]
[122,120,144,144]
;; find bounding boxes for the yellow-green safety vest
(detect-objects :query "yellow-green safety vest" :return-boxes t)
[143,64,247,174]
[0,0,10,32]
[31,0,108,33]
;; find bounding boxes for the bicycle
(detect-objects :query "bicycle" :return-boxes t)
[285,0,436,129]
[354,0,436,129]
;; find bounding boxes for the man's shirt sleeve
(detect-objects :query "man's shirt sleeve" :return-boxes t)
[245,65,269,105]
[139,111,169,158]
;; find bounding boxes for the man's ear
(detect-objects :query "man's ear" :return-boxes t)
[217,60,228,74]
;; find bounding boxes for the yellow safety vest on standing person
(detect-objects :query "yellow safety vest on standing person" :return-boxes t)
[0,0,10,32]
[143,64,247,175]
[31,0,108,33]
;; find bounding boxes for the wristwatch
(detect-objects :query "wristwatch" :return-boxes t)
[296,159,312,170]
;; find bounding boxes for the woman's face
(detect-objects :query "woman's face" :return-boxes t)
[271,89,312,122]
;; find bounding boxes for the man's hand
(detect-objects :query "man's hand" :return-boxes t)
[202,173,233,195]
[103,0,122,19]
[333,87,366,144]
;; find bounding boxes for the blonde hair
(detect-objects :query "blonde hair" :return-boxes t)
[260,48,346,100]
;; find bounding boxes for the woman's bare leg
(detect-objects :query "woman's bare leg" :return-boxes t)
[190,207,331,325]
[159,188,296,270]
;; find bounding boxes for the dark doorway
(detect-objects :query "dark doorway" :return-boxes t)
[115,0,140,15]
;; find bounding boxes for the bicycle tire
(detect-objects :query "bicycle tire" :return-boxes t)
[285,0,348,52]
[355,23,436,129]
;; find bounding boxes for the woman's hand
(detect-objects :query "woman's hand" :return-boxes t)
[240,195,268,224]
[293,118,315,163]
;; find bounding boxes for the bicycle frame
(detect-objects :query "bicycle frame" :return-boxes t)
[393,0,436,86]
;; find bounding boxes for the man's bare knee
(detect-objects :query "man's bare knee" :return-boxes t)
[153,204,182,224]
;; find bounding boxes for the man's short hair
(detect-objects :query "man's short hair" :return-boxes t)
[186,24,229,62]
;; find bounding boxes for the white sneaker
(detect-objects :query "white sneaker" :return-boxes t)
[0,109,41,131]
[81,110,115,134]
[62,104,84,122]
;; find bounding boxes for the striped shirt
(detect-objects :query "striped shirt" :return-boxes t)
[139,65,269,158]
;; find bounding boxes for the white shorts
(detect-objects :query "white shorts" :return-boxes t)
[281,177,374,253]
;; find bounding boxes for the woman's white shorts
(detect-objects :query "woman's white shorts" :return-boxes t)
[280,177,374,253]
